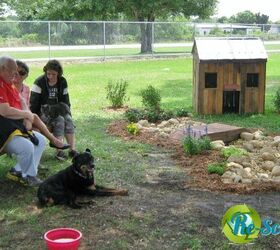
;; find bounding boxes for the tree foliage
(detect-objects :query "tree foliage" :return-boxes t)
[5,0,218,52]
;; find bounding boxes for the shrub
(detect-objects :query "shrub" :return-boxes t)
[140,85,161,112]
[175,108,189,117]
[221,146,248,158]
[207,162,226,175]
[273,87,280,112]
[125,108,144,122]
[145,109,160,123]
[127,123,139,135]
[183,136,211,155]
[159,110,174,121]
[106,79,129,108]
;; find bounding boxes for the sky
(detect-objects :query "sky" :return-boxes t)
[216,0,280,22]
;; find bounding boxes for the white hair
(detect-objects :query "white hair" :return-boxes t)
[0,56,16,71]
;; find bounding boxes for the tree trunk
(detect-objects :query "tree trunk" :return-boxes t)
[139,17,154,54]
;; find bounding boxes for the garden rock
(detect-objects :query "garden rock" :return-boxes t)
[138,120,149,127]
[240,132,254,141]
[251,140,264,149]
[243,142,255,152]
[261,152,276,161]
[233,175,242,183]
[210,140,225,150]
[253,130,265,140]
[262,161,275,171]
[272,176,280,183]
[271,165,280,177]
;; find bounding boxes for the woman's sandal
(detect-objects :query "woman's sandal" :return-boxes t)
[49,142,70,150]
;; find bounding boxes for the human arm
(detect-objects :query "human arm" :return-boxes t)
[59,77,71,108]
[30,78,43,115]
[0,102,34,122]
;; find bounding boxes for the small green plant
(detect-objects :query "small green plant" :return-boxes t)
[127,122,139,135]
[273,87,280,112]
[175,108,189,117]
[106,79,129,108]
[221,146,248,158]
[140,85,161,112]
[183,136,211,155]
[207,162,226,175]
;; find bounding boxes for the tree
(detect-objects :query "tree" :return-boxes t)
[231,10,256,24]
[5,0,218,53]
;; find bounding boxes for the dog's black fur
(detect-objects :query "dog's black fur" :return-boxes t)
[37,149,128,208]
[40,102,71,120]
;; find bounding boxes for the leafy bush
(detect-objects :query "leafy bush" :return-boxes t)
[207,162,226,175]
[125,108,144,122]
[125,108,174,123]
[140,85,161,112]
[127,123,139,135]
[273,87,280,112]
[106,79,129,108]
[175,108,189,117]
[159,110,174,121]
[183,136,211,155]
[221,146,248,158]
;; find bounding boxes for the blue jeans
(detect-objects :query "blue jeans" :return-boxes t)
[4,131,46,177]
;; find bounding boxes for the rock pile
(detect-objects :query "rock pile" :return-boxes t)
[134,118,280,185]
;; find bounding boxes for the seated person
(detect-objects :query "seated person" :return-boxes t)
[13,60,68,150]
[0,56,44,186]
[30,59,77,161]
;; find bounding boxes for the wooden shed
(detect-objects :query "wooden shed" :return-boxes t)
[192,37,267,115]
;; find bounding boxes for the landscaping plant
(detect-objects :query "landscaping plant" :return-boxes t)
[220,146,248,158]
[140,85,161,113]
[183,136,211,155]
[272,87,280,113]
[106,79,129,108]
[127,122,140,135]
[207,162,226,175]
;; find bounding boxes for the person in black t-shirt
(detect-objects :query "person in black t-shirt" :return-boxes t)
[30,60,77,161]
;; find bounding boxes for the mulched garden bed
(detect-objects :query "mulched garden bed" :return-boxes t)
[107,119,280,194]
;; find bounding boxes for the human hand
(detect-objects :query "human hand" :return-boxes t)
[23,119,32,131]
[24,110,34,123]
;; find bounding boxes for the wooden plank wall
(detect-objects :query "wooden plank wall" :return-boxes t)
[194,60,266,114]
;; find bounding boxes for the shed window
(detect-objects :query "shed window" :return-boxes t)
[247,73,259,87]
[205,73,217,88]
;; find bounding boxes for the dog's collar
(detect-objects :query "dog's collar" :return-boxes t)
[73,168,88,179]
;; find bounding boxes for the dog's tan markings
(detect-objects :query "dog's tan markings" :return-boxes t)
[80,165,89,176]
[88,185,96,191]
[47,197,54,206]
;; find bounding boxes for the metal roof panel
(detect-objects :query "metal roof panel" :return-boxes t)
[193,38,268,60]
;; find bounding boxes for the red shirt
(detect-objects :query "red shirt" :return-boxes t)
[0,77,22,110]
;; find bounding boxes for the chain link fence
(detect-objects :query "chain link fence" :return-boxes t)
[0,21,280,61]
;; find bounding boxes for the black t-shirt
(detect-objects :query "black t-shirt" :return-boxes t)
[47,84,58,105]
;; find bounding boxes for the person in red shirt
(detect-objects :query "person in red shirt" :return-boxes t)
[0,56,45,186]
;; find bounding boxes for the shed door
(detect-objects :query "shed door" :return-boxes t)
[223,91,240,113]
[222,63,241,113]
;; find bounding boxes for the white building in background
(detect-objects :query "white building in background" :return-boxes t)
[195,23,261,36]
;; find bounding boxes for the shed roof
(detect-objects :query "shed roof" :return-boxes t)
[193,37,267,60]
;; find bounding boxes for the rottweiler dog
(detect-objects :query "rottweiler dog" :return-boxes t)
[37,149,128,208]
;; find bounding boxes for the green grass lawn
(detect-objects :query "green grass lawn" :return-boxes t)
[1,55,280,249]
[24,53,280,132]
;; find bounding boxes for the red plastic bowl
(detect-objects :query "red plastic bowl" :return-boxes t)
[44,228,82,250]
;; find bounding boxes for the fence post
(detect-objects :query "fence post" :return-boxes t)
[48,21,51,59]
[103,21,106,61]
[152,22,154,57]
